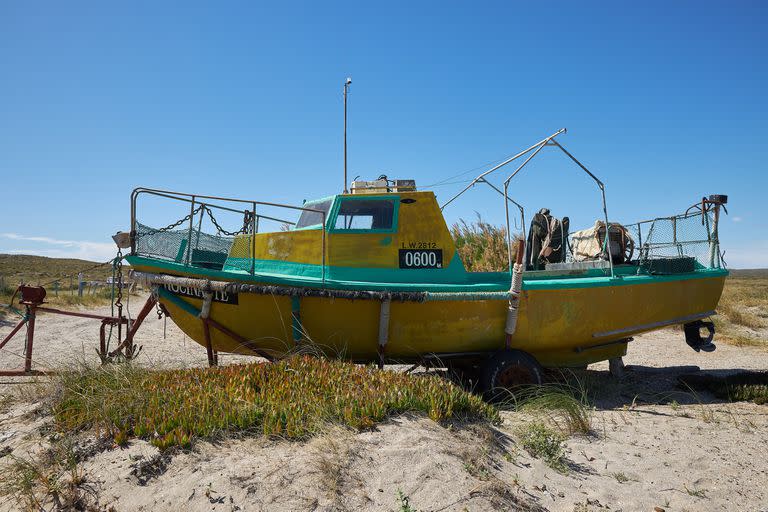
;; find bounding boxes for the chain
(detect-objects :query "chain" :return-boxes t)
[204,206,252,236]
[114,248,124,309]
[137,204,206,236]
[137,203,251,238]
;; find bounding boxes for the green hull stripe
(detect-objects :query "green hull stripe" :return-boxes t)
[128,255,728,293]
[291,296,302,342]
[224,253,469,284]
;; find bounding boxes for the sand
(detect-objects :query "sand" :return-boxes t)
[0,296,766,511]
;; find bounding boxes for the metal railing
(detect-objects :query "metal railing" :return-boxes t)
[130,188,328,284]
[440,129,617,278]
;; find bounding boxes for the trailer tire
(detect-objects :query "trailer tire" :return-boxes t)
[481,350,544,402]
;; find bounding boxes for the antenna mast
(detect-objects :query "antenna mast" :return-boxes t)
[343,77,352,193]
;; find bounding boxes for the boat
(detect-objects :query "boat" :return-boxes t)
[121,128,728,391]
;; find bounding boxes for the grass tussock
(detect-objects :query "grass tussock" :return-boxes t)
[451,216,521,272]
[53,357,498,450]
[499,382,592,436]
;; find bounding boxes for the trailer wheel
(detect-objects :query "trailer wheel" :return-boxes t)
[481,350,544,402]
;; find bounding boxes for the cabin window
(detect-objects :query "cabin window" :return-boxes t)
[295,199,332,229]
[333,199,396,231]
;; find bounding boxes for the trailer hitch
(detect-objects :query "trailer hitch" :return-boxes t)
[684,320,716,353]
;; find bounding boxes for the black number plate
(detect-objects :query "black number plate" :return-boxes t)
[399,249,443,269]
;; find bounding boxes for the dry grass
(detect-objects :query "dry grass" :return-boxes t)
[0,254,113,288]
[450,215,522,272]
[53,357,498,450]
[309,428,356,505]
[0,254,130,319]
[713,270,768,347]
[0,439,92,511]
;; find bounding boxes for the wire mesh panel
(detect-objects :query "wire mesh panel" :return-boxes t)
[563,206,721,274]
[135,222,235,270]
[628,209,719,273]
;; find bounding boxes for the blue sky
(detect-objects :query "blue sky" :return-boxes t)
[1,1,766,267]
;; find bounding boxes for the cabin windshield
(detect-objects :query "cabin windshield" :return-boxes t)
[295,199,332,229]
[334,198,395,230]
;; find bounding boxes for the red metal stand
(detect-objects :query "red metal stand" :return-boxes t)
[0,305,42,376]
[0,285,154,376]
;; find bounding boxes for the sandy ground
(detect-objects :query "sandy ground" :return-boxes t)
[0,296,766,511]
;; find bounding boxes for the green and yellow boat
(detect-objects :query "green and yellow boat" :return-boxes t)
[124,129,728,391]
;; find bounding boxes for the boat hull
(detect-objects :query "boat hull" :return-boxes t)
[143,266,727,367]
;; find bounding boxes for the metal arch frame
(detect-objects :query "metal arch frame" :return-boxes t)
[439,129,616,278]
[130,187,329,285]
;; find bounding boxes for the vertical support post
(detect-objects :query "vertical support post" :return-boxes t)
[504,181,513,275]
[377,298,391,369]
[199,287,217,366]
[672,216,677,244]
[195,203,204,252]
[99,321,108,361]
[251,202,257,276]
[505,239,525,349]
[703,205,712,267]
[710,203,721,268]
[343,78,352,194]
[130,191,136,256]
[600,186,615,278]
[186,196,196,267]
[203,320,216,367]
[23,305,35,373]
[321,213,327,286]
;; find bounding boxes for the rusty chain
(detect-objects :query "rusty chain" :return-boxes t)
[137,204,206,236]
[114,248,123,310]
[204,206,252,236]
[138,203,251,238]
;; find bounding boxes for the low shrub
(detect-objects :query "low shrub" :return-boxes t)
[53,357,498,449]
[518,421,567,472]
